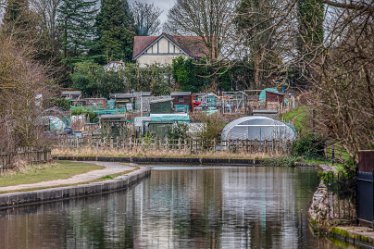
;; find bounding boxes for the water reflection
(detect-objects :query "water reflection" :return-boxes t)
[0,166,355,249]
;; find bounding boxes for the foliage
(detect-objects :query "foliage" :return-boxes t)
[196,113,227,142]
[298,0,324,53]
[71,62,173,97]
[2,0,39,40]
[124,63,173,95]
[172,57,210,92]
[172,57,253,92]
[71,106,97,122]
[168,124,188,140]
[48,98,71,111]
[71,62,125,97]
[291,134,326,160]
[320,159,356,200]
[57,0,98,65]
[95,0,135,62]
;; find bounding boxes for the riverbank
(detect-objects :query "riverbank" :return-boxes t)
[53,148,272,160]
[55,155,263,166]
[306,161,374,247]
[329,226,374,247]
[0,162,151,210]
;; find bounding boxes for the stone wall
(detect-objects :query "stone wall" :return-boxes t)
[309,182,356,230]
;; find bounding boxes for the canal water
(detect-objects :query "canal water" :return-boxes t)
[0,166,356,249]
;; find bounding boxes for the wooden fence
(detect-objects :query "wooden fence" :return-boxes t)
[57,137,292,155]
[0,149,52,170]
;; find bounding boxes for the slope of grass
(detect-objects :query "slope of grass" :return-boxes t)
[0,161,103,187]
[281,106,310,135]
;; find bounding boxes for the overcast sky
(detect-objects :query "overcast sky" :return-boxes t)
[129,0,174,24]
[0,1,174,25]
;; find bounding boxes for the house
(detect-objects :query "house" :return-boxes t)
[133,33,209,67]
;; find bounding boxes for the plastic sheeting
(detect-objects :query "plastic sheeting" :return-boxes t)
[221,116,296,141]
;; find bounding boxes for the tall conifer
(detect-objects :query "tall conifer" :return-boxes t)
[57,0,98,61]
[95,0,135,62]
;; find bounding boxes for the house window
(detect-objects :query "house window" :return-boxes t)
[178,97,184,103]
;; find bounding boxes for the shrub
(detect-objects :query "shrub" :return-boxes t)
[71,106,98,123]
[320,159,356,200]
[292,134,326,160]
[168,124,188,140]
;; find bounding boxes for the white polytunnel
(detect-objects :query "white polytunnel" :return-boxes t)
[221,116,296,141]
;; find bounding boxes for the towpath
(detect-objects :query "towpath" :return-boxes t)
[0,161,135,193]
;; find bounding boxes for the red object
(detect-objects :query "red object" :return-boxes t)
[193,100,202,107]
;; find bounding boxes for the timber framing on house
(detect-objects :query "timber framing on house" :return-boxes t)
[133,33,209,66]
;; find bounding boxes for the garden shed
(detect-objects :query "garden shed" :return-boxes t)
[150,98,174,114]
[221,116,295,141]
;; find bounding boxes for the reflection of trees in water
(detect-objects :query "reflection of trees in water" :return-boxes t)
[0,167,325,249]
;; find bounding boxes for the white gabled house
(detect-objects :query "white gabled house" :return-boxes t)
[132,33,209,67]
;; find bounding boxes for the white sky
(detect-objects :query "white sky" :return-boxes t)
[0,0,174,26]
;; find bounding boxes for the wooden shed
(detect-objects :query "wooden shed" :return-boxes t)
[171,92,192,113]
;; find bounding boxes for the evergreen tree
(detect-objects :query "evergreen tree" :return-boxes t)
[95,0,135,63]
[297,0,324,87]
[3,0,28,24]
[298,0,324,56]
[2,0,39,42]
[57,0,98,62]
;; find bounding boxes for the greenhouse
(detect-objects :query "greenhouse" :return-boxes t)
[221,116,296,141]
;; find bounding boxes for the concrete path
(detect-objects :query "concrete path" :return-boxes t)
[0,161,135,193]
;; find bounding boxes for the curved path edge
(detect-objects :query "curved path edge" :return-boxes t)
[0,167,151,210]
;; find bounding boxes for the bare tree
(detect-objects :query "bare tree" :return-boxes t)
[30,0,61,41]
[0,36,53,152]
[306,1,374,160]
[132,1,162,36]
[165,0,238,63]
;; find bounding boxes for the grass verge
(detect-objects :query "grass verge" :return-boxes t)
[0,167,139,194]
[0,161,103,187]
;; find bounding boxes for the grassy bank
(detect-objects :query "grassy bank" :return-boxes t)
[281,106,310,135]
[52,148,275,160]
[0,161,103,187]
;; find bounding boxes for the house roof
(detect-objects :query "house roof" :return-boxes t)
[133,33,209,60]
